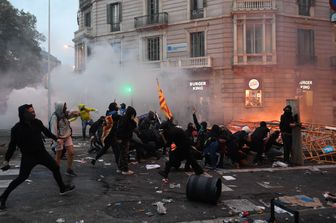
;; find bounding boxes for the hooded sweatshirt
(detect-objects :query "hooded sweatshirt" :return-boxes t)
[5,104,58,161]
[50,101,72,138]
[78,103,96,121]
[116,106,137,140]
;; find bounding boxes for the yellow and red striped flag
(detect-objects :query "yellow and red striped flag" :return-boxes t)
[156,79,173,119]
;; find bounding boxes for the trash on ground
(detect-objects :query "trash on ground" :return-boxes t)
[239,211,249,217]
[222,184,234,192]
[274,205,294,216]
[145,164,160,170]
[145,211,154,217]
[279,195,322,208]
[156,190,163,194]
[223,176,236,181]
[56,218,65,223]
[98,159,104,162]
[258,199,270,208]
[257,182,283,189]
[272,161,288,168]
[224,199,261,213]
[104,162,111,166]
[162,198,173,203]
[323,192,336,202]
[169,183,180,189]
[74,159,86,164]
[137,201,142,204]
[155,201,167,215]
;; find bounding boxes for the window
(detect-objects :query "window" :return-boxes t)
[245,90,262,107]
[235,17,275,64]
[190,32,205,57]
[107,3,122,32]
[246,23,262,54]
[298,0,314,16]
[191,0,206,19]
[84,11,91,27]
[297,29,315,65]
[147,37,160,61]
[147,0,159,19]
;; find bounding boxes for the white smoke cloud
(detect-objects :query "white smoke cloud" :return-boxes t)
[0,43,201,130]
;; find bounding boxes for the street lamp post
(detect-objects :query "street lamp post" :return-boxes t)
[47,0,51,121]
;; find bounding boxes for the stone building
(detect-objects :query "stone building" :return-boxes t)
[74,0,336,125]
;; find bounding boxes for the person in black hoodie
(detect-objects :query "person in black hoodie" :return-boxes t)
[116,106,137,175]
[0,104,75,211]
[158,120,204,179]
[91,102,121,166]
[279,105,298,163]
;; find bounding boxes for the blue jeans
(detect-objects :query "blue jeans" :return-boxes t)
[82,119,94,139]
[203,141,220,169]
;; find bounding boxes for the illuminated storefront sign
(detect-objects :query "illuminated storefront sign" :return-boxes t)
[299,80,313,91]
[189,81,207,91]
[248,79,260,90]
[245,90,262,107]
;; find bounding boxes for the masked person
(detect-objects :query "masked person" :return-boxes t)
[279,105,297,164]
[116,106,137,175]
[118,103,126,116]
[0,104,75,211]
[158,120,204,179]
[78,104,97,139]
[50,101,79,176]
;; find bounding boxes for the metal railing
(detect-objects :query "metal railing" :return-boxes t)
[79,0,91,9]
[161,56,212,69]
[134,12,168,29]
[233,0,276,10]
[74,27,93,39]
[191,8,204,19]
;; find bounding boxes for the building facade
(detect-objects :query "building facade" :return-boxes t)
[74,0,336,125]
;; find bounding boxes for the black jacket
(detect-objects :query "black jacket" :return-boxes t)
[280,112,294,134]
[116,106,137,140]
[5,119,57,161]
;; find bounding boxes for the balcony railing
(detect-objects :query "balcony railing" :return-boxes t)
[191,8,204,19]
[134,12,168,29]
[111,23,120,32]
[233,0,276,11]
[79,0,91,9]
[74,27,93,39]
[161,56,212,69]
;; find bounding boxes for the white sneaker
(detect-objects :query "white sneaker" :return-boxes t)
[121,170,134,175]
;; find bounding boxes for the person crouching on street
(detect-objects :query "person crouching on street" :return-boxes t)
[50,101,79,176]
[0,104,75,211]
[158,119,204,180]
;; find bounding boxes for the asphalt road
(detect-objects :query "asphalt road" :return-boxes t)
[0,137,335,223]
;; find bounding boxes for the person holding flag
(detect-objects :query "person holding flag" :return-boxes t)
[157,79,173,120]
